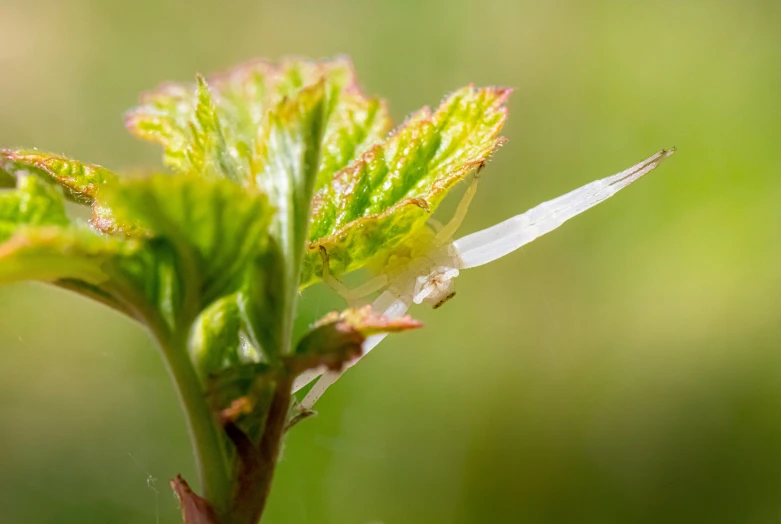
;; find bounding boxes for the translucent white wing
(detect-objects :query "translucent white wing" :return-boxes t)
[451,149,674,269]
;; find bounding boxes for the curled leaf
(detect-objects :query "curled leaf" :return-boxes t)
[289,305,421,375]
[313,304,423,336]
[189,294,242,379]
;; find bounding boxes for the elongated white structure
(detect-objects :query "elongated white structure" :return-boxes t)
[297,149,674,409]
[450,150,673,269]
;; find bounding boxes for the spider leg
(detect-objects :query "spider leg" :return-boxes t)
[427,218,445,233]
[318,246,389,305]
[292,366,327,394]
[434,175,480,245]
[451,149,674,269]
[342,274,390,302]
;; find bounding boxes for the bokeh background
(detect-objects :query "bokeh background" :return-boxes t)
[1,0,780,522]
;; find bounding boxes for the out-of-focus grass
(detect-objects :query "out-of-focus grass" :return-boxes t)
[1,1,781,522]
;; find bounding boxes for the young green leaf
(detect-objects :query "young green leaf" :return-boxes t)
[240,82,327,359]
[313,90,389,192]
[0,149,118,204]
[0,175,69,242]
[252,82,326,270]
[104,174,273,311]
[188,76,242,181]
[126,58,389,185]
[125,81,197,172]
[189,294,243,379]
[0,173,171,320]
[238,247,287,360]
[300,85,511,287]
[208,58,358,149]
[0,226,138,286]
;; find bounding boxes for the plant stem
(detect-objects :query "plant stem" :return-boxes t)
[109,279,232,517]
[157,330,232,518]
[232,377,293,524]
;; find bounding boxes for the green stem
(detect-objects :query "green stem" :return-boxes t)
[155,329,232,518]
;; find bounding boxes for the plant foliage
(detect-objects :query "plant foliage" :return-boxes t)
[0,57,508,523]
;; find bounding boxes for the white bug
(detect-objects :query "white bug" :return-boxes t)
[295,149,675,408]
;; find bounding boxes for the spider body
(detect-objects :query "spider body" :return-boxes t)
[371,225,461,309]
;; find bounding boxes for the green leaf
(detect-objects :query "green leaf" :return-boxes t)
[0,222,194,329]
[0,175,69,242]
[0,154,276,338]
[189,294,243,379]
[301,86,511,288]
[313,89,389,192]
[252,82,327,270]
[125,76,241,180]
[240,82,327,359]
[125,58,389,185]
[5,231,160,324]
[210,58,356,149]
[0,175,159,319]
[288,305,422,375]
[0,150,122,235]
[104,174,273,313]
[0,226,139,286]
[124,82,198,173]
[0,149,118,204]
[238,247,287,360]
[188,76,242,181]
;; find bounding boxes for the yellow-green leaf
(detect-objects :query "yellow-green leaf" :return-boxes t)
[0,149,118,203]
[0,226,138,286]
[125,58,389,185]
[190,294,243,379]
[301,85,511,287]
[0,175,69,243]
[104,174,273,308]
[240,82,327,359]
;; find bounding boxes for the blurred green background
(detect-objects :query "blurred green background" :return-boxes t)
[1,0,780,522]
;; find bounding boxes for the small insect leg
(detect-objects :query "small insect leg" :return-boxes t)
[318,247,389,305]
[435,175,480,245]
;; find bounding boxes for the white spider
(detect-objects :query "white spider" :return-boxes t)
[295,149,674,408]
